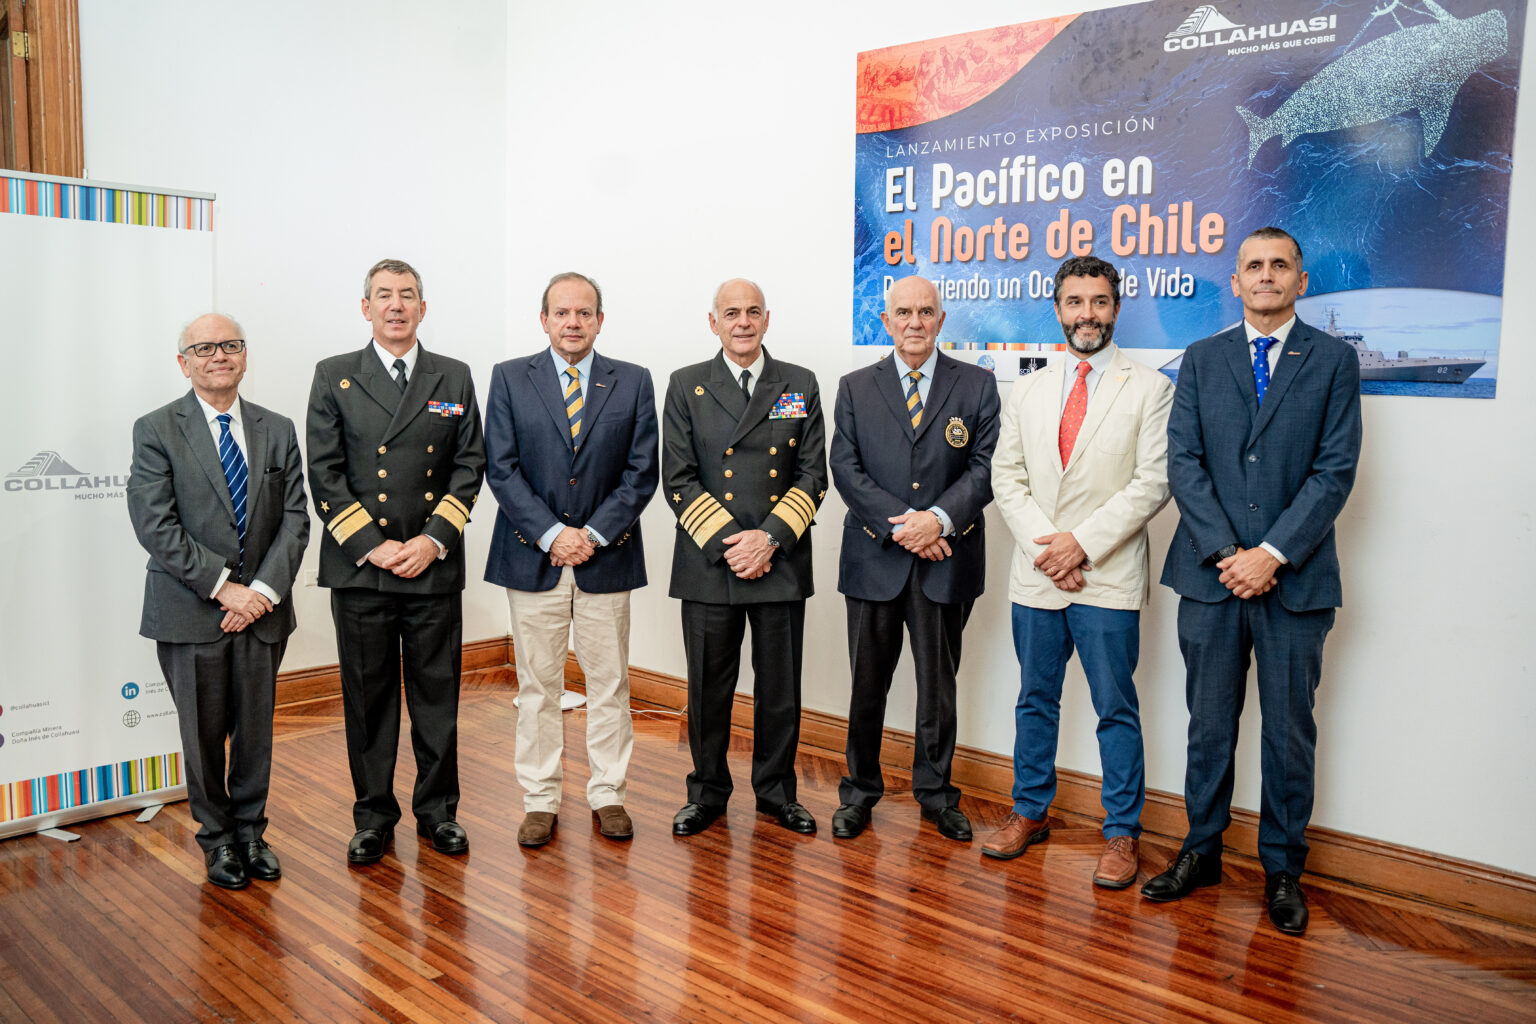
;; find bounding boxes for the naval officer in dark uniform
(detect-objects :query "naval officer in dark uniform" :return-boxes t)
[306,258,487,865]
[664,278,828,837]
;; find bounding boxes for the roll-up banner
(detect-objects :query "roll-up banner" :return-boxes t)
[0,171,214,838]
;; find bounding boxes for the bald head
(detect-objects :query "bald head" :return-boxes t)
[177,312,248,409]
[881,275,945,370]
[710,278,771,368]
[178,313,243,353]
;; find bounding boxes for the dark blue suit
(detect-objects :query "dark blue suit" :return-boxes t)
[483,350,658,594]
[1162,318,1361,877]
[830,351,999,811]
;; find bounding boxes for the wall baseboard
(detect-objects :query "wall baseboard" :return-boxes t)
[275,636,1536,929]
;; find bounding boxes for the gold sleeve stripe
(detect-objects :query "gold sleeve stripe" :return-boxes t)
[689,507,735,549]
[679,494,719,531]
[680,494,734,548]
[769,487,816,539]
[327,503,372,544]
[434,497,470,532]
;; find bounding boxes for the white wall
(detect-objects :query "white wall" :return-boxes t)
[77,0,1536,876]
[80,0,510,664]
[505,0,1536,877]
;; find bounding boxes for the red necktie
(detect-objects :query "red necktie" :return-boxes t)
[1059,361,1092,467]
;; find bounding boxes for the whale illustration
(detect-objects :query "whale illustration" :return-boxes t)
[1237,0,1507,167]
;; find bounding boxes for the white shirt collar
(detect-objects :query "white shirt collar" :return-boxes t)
[194,392,241,426]
[373,340,419,376]
[1244,316,1296,346]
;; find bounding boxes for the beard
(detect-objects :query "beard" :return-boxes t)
[1062,317,1114,356]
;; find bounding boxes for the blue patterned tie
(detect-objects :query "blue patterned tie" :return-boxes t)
[217,413,248,571]
[1253,336,1275,406]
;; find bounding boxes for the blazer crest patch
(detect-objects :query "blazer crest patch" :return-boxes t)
[945,417,969,448]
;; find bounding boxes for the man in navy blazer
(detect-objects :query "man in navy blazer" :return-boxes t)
[828,275,999,842]
[127,314,309,889]
[484,272,658,847]
[1142,227,1362,935]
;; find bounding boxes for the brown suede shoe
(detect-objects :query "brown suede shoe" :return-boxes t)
[980,812,1050,860]
[518,811,557,847]
[1093,835,1140,889]
[593,804,634,840]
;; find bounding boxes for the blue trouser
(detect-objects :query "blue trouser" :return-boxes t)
[1010,602,1145,837]
[1177,594,1334,878]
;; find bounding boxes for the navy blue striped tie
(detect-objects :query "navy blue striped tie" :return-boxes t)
[217,413,248,571]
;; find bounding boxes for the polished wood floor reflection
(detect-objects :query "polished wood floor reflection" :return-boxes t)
[1,681,1532,1023]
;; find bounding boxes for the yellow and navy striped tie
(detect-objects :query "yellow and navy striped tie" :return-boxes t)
[565,366,582,445]
[906,370,924,429]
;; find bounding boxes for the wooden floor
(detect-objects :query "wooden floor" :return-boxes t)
[1,681,1533,1023]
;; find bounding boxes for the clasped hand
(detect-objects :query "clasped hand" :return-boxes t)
[723,529,776,579]
[888,510,950,561]
[216,581,272,633]
[368,536,439,579]
[1217,546,1279,600]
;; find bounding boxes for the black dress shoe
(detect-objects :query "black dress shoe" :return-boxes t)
[922,805,973,842]
[758,800,817,834]
[205,845,250,890]
[347,827,393,865]
[1141,850,1222,902]
[831,803,870,839]
[672,802,725,836]
[237,839,282,881]
[418,820,469,855]
[1266,871,1309,935]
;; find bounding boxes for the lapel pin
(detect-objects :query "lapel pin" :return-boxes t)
[339,379,351,389]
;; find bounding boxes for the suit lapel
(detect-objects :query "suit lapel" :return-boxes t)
[384,346,440,444]
[577,353,617,456]
[729,351,784,449]
[1222,328,1260,419]
[174,391,236,521]
[704,351,749,424]
[241,398,269,529]
[916,354,958,443]
[877,355,916,440]
[353,345,401,418]
[1249,323,1314,443]
[529,353,577,454]
[1064,346,1128,472]
[1027,361,1067,476]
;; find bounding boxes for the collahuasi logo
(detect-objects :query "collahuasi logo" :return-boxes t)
[1164,4,1336,52]
[5,451,128,497]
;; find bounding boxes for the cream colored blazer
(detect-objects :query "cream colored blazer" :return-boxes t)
[992,344,1174,610]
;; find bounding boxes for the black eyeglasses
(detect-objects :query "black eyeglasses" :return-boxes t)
[180,339,247,358]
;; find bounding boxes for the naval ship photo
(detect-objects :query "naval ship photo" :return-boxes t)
[1323,308,1486,383]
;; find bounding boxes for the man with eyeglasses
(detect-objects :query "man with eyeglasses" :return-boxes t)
[127,314,310,889]
[827,274,999,843]
[306,259,486,866]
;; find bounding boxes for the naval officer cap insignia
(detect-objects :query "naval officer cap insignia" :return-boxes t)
[695,385,705,396]
[339,379,351,389]
[945,417,969,448]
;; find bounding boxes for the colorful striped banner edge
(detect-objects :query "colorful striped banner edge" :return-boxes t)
[0,753,183,824]
[0,175,210,231]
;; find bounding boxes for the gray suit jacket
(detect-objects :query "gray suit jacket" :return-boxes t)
[127,391,310,644]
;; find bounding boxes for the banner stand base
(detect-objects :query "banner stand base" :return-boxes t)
[37,828,81,842]
[136,805,164,823]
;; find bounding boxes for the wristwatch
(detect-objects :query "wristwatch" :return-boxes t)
[765,534,781,549]
[586,527,601,547]
[1212,543,1239,562]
